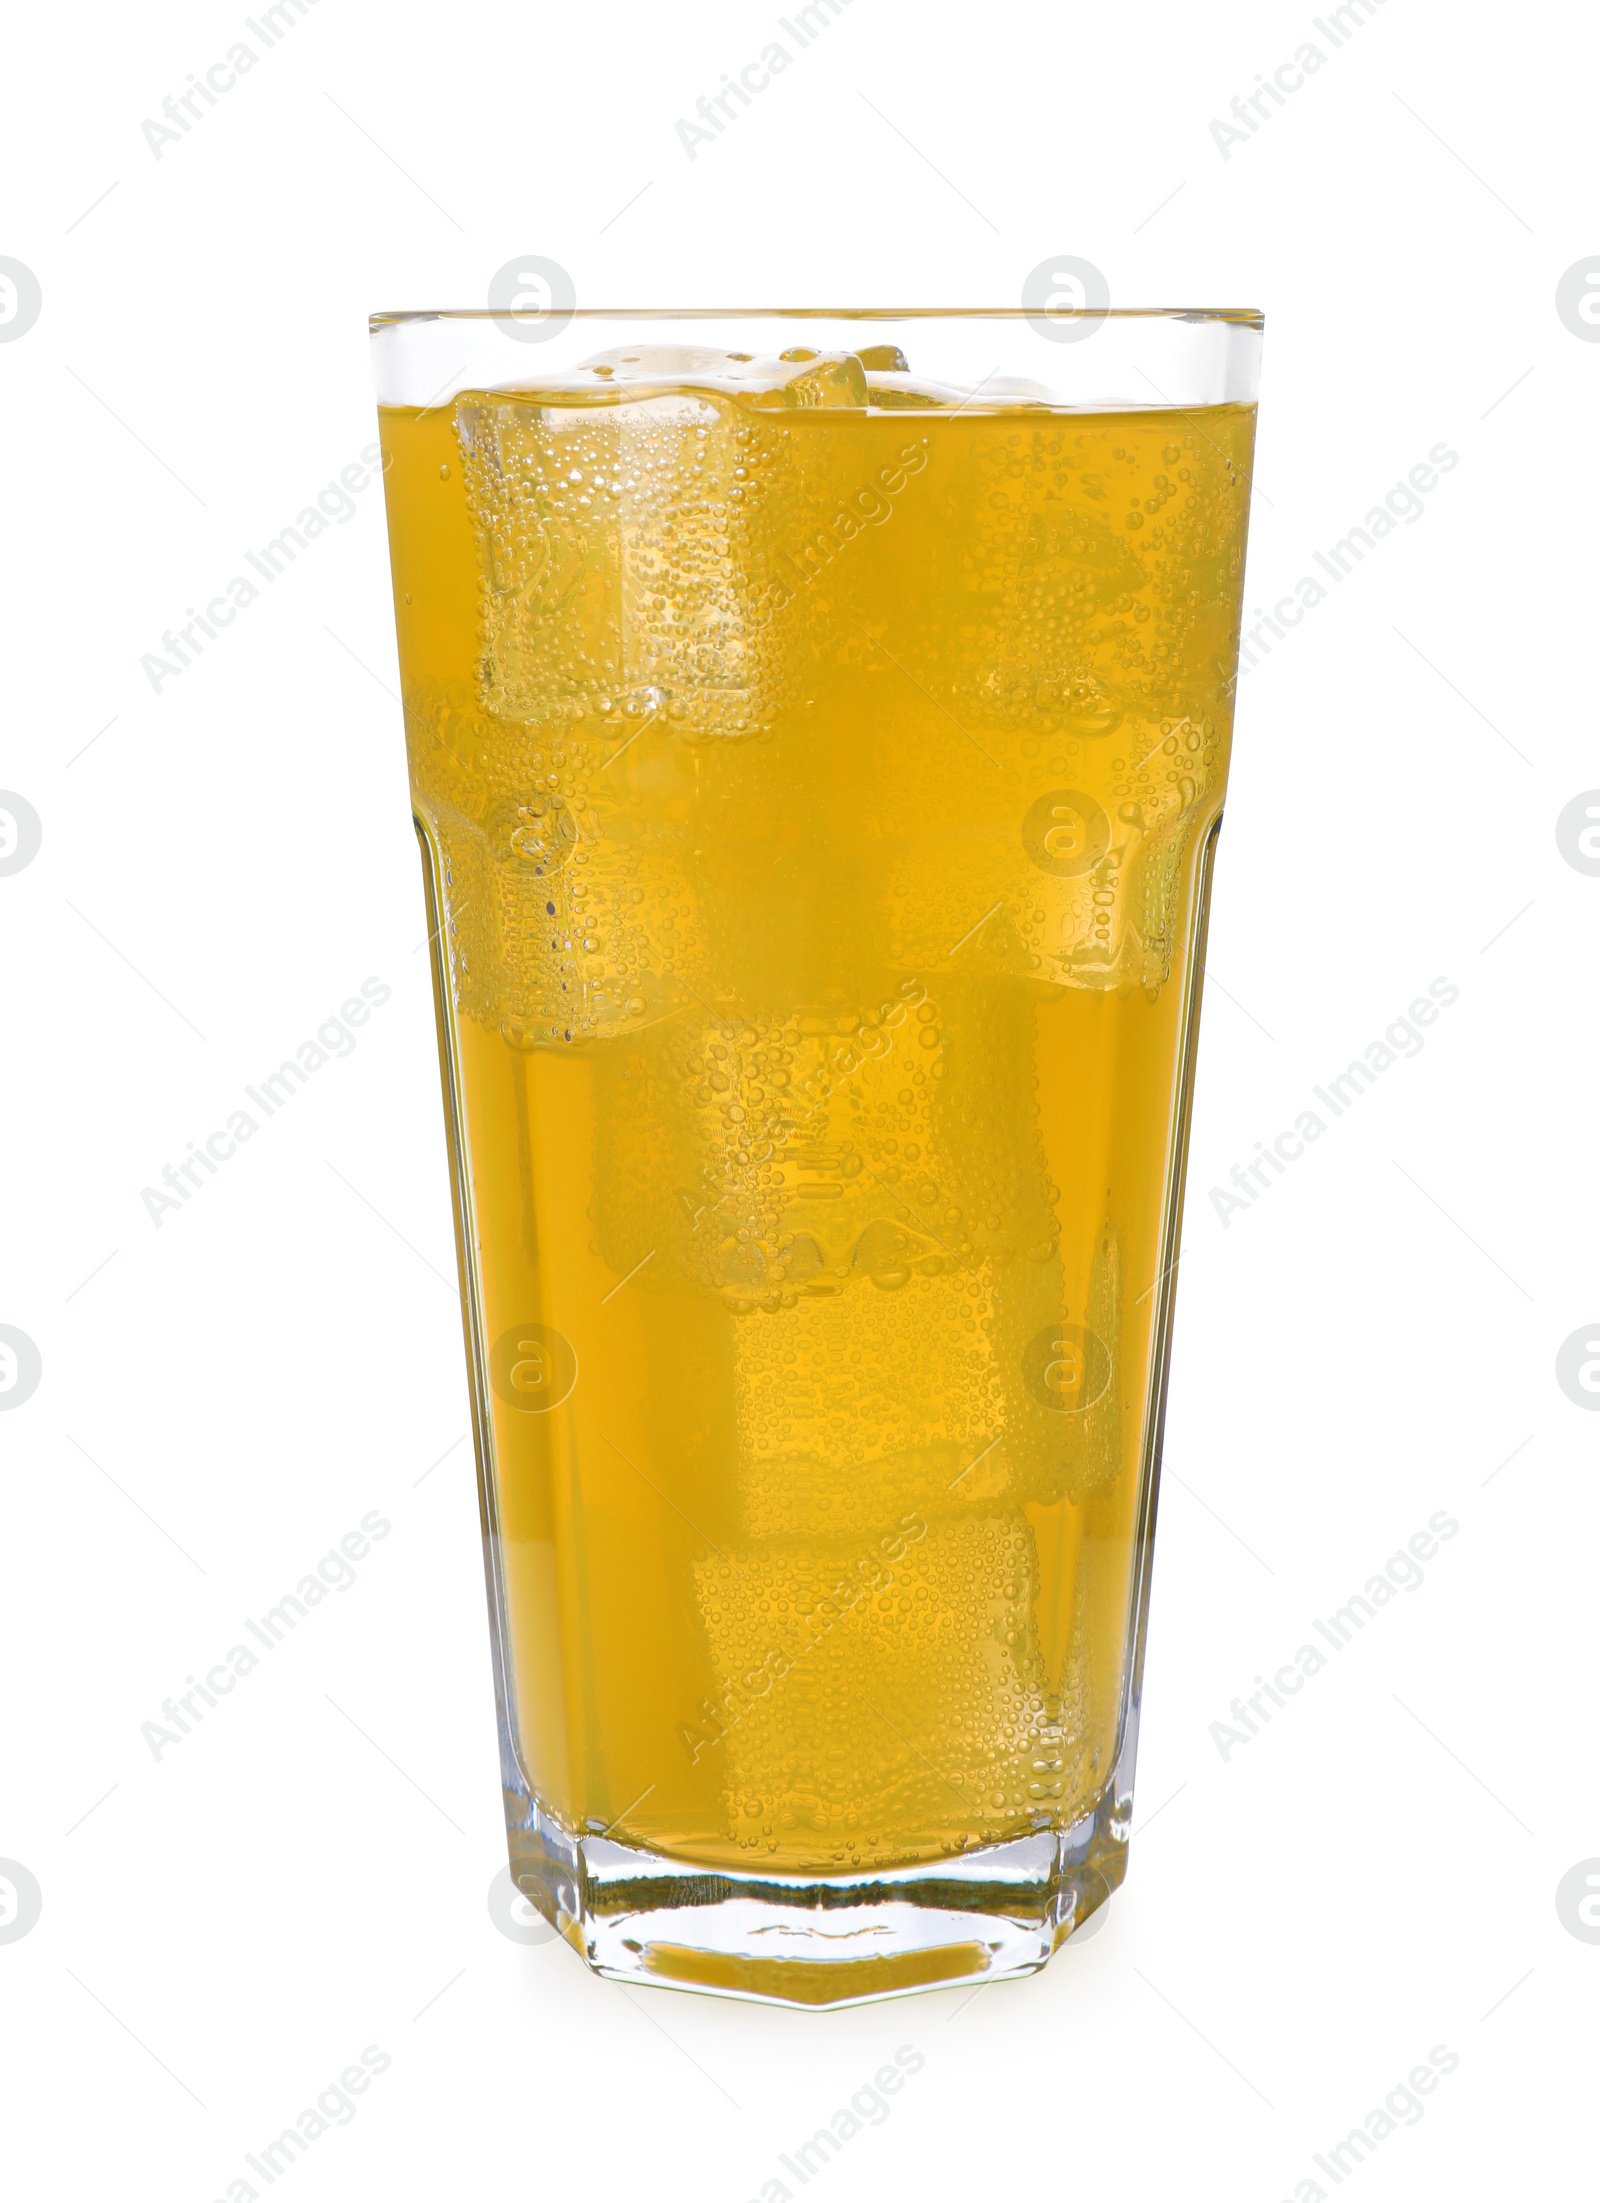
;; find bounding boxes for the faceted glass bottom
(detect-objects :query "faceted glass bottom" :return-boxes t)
[504,1737,1133,2008]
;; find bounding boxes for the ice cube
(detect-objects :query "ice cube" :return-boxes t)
[590,985,1058,1301]
[577,345,761,381]
[404,662,717,1047]
[475,373,622,406]
[745,350,870,409]
[575,346,870,410]
[589,1003,931,1296]
[861,371,972,411]
[455,381,808,746]
[694,1514,1055,1858]
[856,408,1241,990]
[474,350,777,405]
[727,1267,1004,1537]
[719,1235,1120,1539]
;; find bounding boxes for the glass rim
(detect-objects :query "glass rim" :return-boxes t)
[370,306,1264,331]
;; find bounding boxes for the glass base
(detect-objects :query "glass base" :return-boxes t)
[506,1776,1129,2009]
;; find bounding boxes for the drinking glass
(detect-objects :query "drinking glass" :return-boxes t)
[372,306,1261,2006]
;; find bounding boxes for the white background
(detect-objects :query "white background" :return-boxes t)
[1,1,1595,2196]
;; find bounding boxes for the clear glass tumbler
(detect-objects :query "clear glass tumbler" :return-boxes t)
[371,307,1261,2006]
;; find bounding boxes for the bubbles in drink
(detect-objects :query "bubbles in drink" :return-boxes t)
[694,1515,1053,1863]
[383,357,1253,1863]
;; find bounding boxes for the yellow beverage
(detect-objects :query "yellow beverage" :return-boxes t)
[380,347,1253,1884]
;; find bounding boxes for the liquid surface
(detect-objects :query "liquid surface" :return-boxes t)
[379,353,1253,1871]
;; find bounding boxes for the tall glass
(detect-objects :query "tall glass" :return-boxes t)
[372,308,1261,2006]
